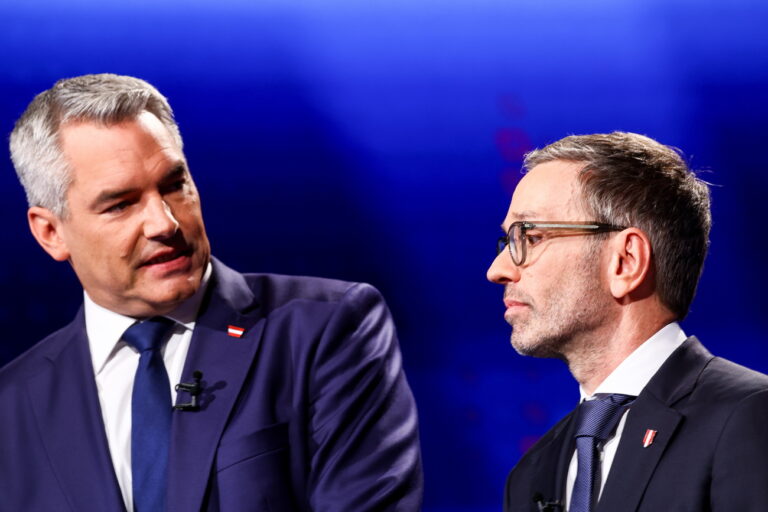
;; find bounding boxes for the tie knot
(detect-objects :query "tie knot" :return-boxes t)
[575,393,635,441]
[122,316,175,353]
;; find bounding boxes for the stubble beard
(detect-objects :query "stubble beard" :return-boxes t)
[508,247,610,361]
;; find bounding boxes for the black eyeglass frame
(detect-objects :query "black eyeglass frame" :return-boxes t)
[496,221,627,266]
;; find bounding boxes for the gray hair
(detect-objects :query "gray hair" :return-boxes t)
[524,132,711,320]
[9,73,183,217]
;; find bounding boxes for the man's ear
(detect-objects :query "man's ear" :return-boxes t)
[606,228,653,300]
[28,206,70,262]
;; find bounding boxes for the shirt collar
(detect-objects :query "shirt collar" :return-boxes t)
[580,322,687,401]
[85,262,213,375]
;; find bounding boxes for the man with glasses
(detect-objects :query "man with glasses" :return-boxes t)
[487,132,768,512]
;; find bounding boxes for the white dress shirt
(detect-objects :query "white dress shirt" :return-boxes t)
[85,263,212,512]
[564,322,688,511]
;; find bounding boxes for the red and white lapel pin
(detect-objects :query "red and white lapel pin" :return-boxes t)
[227,325,245,338]
[642,429,657,448]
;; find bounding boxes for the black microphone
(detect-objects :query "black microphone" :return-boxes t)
[532,492,563,512]
[174,370,203,411]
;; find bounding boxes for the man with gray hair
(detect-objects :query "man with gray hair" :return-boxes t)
[0,74,422,512]
[487,132,768,511]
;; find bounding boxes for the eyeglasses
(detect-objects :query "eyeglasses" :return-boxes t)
[496,221,627,266]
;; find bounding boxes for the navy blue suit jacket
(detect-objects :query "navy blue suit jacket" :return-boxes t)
[0,258,423,511]
[504,337,768,512]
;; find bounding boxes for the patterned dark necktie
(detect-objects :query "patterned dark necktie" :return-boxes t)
[122,317,175,512]
[570,393,635,512]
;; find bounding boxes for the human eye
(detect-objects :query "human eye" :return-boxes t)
[497,235,509,255]
[160,165,190,196]
[163,177,186,194]
[525,231,545,246]
[103,200,131,214]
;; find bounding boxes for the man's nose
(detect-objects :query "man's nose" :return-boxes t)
[143,196,179,240]
[486,249,521,284]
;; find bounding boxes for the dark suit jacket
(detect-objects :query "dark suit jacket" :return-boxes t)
[504,337,768,512]
[0,258,423,512]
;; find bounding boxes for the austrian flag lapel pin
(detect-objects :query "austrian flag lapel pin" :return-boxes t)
[227,325,245,338]
[642,429,658,448]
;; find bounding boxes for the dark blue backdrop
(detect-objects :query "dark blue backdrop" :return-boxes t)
[2,1,767,510]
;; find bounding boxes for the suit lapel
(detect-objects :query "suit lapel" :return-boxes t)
[596,394,682,512]
[167,259,266,512]
[546,412,577,506]
[26,309,126,512]
[597,337,713,512]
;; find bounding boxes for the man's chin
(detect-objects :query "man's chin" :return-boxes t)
[510,332,563,359]
[128,279,202,317]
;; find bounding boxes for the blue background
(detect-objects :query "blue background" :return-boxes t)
[1,1,767,510]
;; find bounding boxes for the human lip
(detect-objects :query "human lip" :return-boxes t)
[503,298,529,310]
[503,298,529,325]
[139,247,193,270]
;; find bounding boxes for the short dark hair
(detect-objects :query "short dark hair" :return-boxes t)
[524,132,711,319]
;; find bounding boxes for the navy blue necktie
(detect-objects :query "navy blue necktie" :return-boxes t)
[570,393,635,512]
[122,317,175,512]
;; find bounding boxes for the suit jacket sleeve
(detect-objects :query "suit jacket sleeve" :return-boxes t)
[305,282,422,511]
[711,388,768,511]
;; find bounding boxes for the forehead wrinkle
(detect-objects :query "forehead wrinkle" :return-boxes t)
[505,161,593,234]
[523,174,587,221]
[510,210,537,221]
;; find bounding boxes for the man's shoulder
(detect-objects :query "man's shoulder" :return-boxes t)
[238,271,385,312]
[244,271,360,296]
[657,336,768,421]
[696,354,768,401]
[651,336,768,403]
